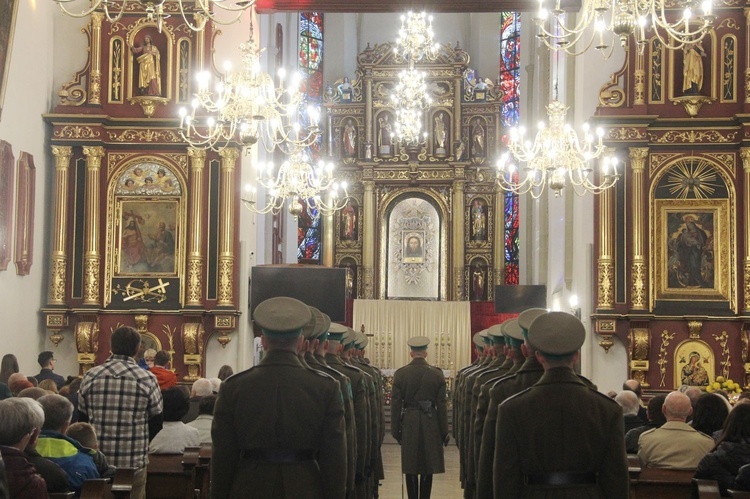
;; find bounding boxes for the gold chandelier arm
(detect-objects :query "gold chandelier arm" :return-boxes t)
[54,0,126,23]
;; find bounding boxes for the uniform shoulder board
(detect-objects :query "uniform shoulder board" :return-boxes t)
[223,366,255,383]
[311,368,337,381]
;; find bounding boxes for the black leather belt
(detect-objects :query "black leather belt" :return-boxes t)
[241,449,317,464]
[524,472,597,486]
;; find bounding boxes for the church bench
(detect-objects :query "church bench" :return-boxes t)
[109,466,135,499]
[49,492,75,499]
[194,443,212,499]
[693,478,722,499]
[146,450,200,499]
[730,490,750,497]
[629,466,696,499]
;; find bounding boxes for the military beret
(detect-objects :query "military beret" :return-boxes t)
[518,308,548,333]
[501,318,524,341]
[407,336,430,351]
[327,322,348,341]
[528,311,585,356]
[254,297,311,335]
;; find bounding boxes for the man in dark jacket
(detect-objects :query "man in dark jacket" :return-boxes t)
[625,394,666,453]
[0,398,50,498]
[390,336,449,499]
[493,311,629,499]
[35,351,66,390]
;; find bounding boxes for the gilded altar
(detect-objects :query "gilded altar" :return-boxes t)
[41,5,239,379]
[593,5,750,390]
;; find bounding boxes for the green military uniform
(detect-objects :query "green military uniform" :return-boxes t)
[493,311,628,499]
[211,297,346,499]
[327,324,370,499]
[305,311,358,498]
[390,336,448,499]
[353,331,385,491]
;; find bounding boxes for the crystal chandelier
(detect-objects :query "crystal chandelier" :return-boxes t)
[391,68,432,146]
[179,24,321,154]
[393,12,441,63]
[496,100,620,198]
[242,149,349,218]
[534,0,715,56]
[54,0,255,32]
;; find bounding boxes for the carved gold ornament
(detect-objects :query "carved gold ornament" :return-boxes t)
[658,330,676,387]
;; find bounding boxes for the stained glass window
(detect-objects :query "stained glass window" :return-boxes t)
[297,12,324,263]
[500,12,520,285]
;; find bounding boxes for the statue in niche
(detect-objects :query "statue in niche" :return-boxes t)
[471,119,486,158]
[129,35,162,96]
[471,265,486,301]
[434,112,447,154]
[378,114,393,155]
[342,119,357,157]
[471,199,487,241]
[338,77,353,102]
[340,200,358,241]
[683,39,706,95]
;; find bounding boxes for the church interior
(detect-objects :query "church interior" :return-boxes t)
[0,0,747,412]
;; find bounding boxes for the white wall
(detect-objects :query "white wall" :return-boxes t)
[0,0,76,378]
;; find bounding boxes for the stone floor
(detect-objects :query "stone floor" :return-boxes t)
[377,441,463,499]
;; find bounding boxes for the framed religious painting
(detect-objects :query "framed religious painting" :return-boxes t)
[116,199,180,276]
[652,199,734,310]
[0,0,19,120]
[0,140,14,270]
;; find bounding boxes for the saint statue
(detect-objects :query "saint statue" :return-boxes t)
[129,35,162,96]
[683,40,706,95]
[471,200,486,240]
[434,113,447,151]
[341,201,357,240]
[343,119,357,157]
[472,268,485,300]
[378,115,393,154]
[472,121,485,157]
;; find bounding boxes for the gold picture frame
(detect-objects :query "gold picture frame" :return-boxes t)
[653,199,732,305]
[116,199,180,276]
[0,0,19,120]
[673,339,714,388]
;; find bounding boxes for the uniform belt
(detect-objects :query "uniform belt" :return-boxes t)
[241,449,317,463]
[524,472,597,486]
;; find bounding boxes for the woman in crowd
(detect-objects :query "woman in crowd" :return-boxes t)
[0,354,19,385]
[692,393,729,440]
[694,403,750,495]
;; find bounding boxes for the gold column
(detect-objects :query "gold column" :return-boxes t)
[742,148,750,311]
[217,148,239,306]
[362,180,375,298]
[453,69,462,144]
[323,203,334,267]
[634,48,645,105]
[597,167,615,310]
[186,148,206,306]
[49,146,73,304]
[630,147,648,310]
[493,186,506,288]
[365,74,373,144]
[83,146,104,305]
[452,180,465,300]
[745,9,750,104]
[89,13,103,105]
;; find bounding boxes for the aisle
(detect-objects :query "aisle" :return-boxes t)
[378,442,463,498]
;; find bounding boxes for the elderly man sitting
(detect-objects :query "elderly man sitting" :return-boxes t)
[36,394,99,493]
[182,378,213,423]
[615,390,644,433]
[638,391,714,469]
[0,398,49,498]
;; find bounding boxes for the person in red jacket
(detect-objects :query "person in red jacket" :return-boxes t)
[150,351,177,391]
[0,398,50,498]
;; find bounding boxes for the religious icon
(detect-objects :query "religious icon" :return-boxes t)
[402,231,424,263]
[681,351,710,386]
[667,213,713,289]
[118,200,178,275]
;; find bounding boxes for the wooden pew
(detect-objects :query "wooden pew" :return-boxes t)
[730,491,750,498]
[629,466,696,498]
[109,466,135,499]
[146,450,200,499]
[195,443,212,499]
[693,478,722,499]
[79,479,110,499]
[49,492,75,499]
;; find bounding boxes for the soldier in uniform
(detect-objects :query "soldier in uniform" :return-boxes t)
[211,297,346,499]
[390,336,449,499]
[493,311,628,498]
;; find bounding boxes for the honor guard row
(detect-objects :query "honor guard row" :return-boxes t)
[454,308,629,498]
[211,297,385,499]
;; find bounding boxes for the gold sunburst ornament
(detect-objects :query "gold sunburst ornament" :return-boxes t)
[663,158,721,199]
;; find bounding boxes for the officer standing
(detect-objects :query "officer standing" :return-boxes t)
[390,336,448,499]
[211,297,346,499]
[493,311,628,498]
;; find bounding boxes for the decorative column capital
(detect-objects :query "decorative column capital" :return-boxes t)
[51,146,73,162]
[741,148,750,171]
[188,147,207,161]
[218,147,240,166]
[82,146,105,166]
[629,147,649,170]
[91,11,103,27]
